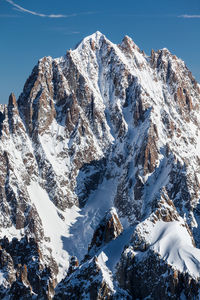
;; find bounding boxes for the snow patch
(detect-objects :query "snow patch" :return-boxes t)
[97,252,115,292]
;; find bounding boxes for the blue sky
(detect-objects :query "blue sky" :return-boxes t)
[0,0,200,104]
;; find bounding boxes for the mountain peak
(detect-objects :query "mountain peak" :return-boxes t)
[1,32,200,299]
[83,30,105,42]
[75,31,106,50]
[91,30,104,38]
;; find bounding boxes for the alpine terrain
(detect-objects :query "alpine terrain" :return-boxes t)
[1,31,200,299]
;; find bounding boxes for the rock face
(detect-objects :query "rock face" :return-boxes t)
[1,31,200,298]
[87,208,123,258]
[54,256,114,300]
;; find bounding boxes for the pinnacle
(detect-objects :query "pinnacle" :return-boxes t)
[158,47,173,56]
[121,34,141,53]
[8,92,17,107]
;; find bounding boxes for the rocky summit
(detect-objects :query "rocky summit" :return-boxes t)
[0,31,200,299]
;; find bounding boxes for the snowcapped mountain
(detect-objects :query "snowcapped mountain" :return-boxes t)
[0,31,200,299]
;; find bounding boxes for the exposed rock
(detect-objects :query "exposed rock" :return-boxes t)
[54,257,114,300]
[87,208,123,258]
[67,256,79,276]
[116,248,200,300]
[0,236,57,298]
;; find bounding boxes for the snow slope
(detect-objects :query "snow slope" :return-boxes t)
[27,180,80,281]
[134,217,200,278]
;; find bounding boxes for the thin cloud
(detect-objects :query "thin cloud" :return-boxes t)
[64,31,80,35]
[5,0,94,18]
[179,14,200,19]
[47,26,80,35]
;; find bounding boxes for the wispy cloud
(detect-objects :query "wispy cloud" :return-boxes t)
[179,14,200,19]
[47,26,80,35]
[64,31,80,35]
[5,0,94,18]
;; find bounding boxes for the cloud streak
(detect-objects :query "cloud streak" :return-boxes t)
[179,14,200,19]
[46,26,80,35]
[5,0,93,18]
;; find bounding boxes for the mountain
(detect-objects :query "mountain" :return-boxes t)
[0,31,200,299]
